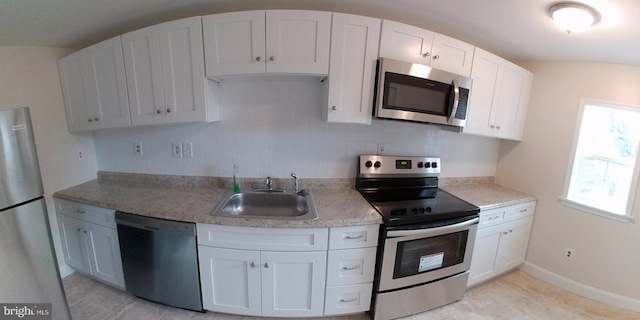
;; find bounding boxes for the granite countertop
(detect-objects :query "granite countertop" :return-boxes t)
[53,174,382,228]
[440,178,537,210]
[53,173,536,228]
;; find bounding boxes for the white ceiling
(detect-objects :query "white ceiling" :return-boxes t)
[1,0,639,65]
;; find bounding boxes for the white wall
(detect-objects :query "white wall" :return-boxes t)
[496,61,640,301]
[94,76,500,179]
[0,47,99,272]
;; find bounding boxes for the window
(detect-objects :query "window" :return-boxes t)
[561,100,640,221]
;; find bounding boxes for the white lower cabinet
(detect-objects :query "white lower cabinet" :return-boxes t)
[55,199,125,289]
[197,224,328,317]
[324,225,379,316]
[197,223,379,317]
[468,201,536,287]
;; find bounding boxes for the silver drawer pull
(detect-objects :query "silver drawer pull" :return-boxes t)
[339,298,357,303]
[488,216,499,220]
[341,265,360,271]
[250,262,257,268]
[264,262,269,268]
[75,209,86,214]
[519,209,528,213]
[344,235,364,240]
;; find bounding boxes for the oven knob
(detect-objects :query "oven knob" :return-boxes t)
[419,207,425,213]
[374,161,381,168]
[411,208,418,214]
[426,207,432,212]
[365,161,373,168]
[424,162,431,168]
[417,162,423,168]
[431,162,438,168]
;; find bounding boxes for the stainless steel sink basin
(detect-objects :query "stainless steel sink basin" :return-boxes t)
[212,190,318,220]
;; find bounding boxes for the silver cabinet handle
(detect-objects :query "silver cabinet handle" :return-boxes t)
[339,298,357,303]
[519,209,528,213]
[422,52,430,57]
[432,54,440,60]
[496,125,501,130]
[264,262,269,268]
[331,106,337,111]
[77,228,81,232]
[256,56,261,62]
[83,230,87,234]
[341,265,360,271]
[166,108,171,113]
[269,56,275,61]
[76,209,86,214]
[94,117,99,121]
[156,110,162,114]
[488,215,499,220]
[250,262,257,268]
[88,118,93,122]
[344,235,364,240]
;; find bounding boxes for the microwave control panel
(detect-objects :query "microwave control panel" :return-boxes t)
[358,155,441,177]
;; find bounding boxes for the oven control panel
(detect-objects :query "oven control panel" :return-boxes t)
[358,155,441,177]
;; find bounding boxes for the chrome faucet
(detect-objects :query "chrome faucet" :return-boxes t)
[266,176,273,191]
[291,173,299,192]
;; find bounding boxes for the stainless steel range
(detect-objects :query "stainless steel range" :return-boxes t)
[357,155,480,320]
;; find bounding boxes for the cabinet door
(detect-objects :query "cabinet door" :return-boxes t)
[261,251,327,317]
[82,36,131,130]
[57,214,91,273]
[265,10,331,74]
[158,17,207,124]
[326,13,380,124]
[84,223,125,289]
[198,246,261,316]
[379,20,433,65]
[465,48,501,137]
[492,62,532,141]
[203,11,266,76]
[496,216,534,271]
[122,25,166,126]
[430,33,475,76]
[467,223,502,287]
[58,51,92,132]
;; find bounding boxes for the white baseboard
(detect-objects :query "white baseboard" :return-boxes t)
[519,261,640,312]
[59,264,75,279]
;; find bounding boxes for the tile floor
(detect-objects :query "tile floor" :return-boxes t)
[62,270,640,319]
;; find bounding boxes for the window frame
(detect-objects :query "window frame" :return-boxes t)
[560,99,640,223]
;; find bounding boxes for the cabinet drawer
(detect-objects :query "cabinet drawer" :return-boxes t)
[478,207,508,229]
[326,247,376,286]
[324,283,373,316]
[508,201,536,221]
[197,224,328,251]
[329,225,379,249]
[55,198,116,229]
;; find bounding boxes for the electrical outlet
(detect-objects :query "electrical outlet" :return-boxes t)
[134,142,143,156]
[172,142,183,157]
[77,149,85,160]
[377,143,385,155]
[565,248,574,260]
[182,142,193,158]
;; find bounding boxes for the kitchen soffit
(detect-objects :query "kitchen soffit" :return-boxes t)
[0,0,638,66]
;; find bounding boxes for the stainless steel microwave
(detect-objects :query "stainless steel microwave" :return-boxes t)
[374,58,472,130]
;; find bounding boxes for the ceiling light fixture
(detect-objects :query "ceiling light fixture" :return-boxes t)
[549,2,600,34]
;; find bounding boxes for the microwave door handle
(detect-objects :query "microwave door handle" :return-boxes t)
[386,217,479,238]
[448,79,460,124]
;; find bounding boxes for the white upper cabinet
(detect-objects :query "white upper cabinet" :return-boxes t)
[122,17,211,126]
[464,48,532,141]
[379,20,475,76]
[58,36,131,132]
[326,13,381,124]
[203,10,331,77]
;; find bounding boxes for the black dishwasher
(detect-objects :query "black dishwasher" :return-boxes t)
[115,212,203,312]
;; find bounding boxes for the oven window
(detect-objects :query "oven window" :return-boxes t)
[393,230,468,279]
[383,72,453,115]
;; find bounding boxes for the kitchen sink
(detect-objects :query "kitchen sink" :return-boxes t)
[211,190,318,220]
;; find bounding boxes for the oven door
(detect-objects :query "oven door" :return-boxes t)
[378,216,478,292]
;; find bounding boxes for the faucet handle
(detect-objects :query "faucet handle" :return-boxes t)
[291,173,299,192]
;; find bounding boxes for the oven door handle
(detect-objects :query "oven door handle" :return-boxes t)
[386,217,479,238]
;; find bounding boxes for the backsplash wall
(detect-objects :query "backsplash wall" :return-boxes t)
[94,76,500,179]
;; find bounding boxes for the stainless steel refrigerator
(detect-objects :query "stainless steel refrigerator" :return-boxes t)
[0,107,71,319]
